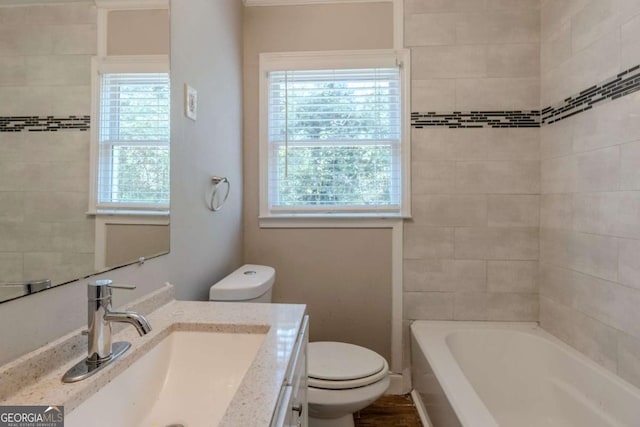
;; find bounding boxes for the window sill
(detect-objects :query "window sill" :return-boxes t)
[87,209,170,218]
[258,214,408,229]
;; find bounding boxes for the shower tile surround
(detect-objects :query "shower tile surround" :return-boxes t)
[0,116,90,132]
[538,0,640,390]
[0,3,96,287]
[404,0,542,328]
[406,0,640,391]
[411,63,640,129]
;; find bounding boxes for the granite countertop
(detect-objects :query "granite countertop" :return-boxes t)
[0,285,307,427]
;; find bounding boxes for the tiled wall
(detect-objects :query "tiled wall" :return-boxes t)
[0,3,96,286]
[540,0,640,388]
[403,0,541,323]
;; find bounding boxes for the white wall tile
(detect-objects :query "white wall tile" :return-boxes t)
[570,29,621,93]
[456,77,540,110]
[0,253,23,282]
[541,22,571,72]
[412,45,487,79]
[453,292,489,320]
[413,194,487,226]
[404,291,454,320]
[571,0,619,53]
[618,332,640,389]
[405,13,457,46]
[572,192,620,235]
[411,79,457,112]
[0,56,26,87]
[488,195,540,227]
[412,161,456,194]
[486,128,540,160]
[454,227,539,260]
[488,260,538,292]
[540,120,573,159]
[616,192,640,239]
[621,12,640,70]
[487,43,540,77]
[540,296,618,372]
[486,0,540,11]
[404,259,487,292]
[404,225,455,259]
[540,194,573,229]
[575,146,620,193]
[487,292,538,320]
[25,55,91,86]
[618,238,640,290]
[405,0,487,15]
[0,192,24,222]
[456,160,540,194]
[541,155,576,193]
[620,141,640,190]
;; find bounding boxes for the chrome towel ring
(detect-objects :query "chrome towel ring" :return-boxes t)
[208,176,230,211]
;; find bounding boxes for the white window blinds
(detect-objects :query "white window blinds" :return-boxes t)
[97,72,170,210]
[267,67,401,213]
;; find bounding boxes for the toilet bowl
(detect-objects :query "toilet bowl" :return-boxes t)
[307,342,390,427]
[210,265,390,427]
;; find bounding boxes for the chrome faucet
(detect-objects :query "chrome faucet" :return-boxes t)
[62,280,152,383]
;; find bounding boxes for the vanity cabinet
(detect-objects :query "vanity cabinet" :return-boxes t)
[272,315,309,427]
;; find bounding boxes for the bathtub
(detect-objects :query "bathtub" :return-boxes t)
[411,321,640,427]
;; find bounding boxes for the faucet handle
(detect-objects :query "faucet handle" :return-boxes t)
[88,280,136,300]
[107,284,136,291]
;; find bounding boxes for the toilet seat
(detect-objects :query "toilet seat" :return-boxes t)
[308,342,389,390]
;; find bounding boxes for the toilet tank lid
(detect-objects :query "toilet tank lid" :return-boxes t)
[209,264,275,301]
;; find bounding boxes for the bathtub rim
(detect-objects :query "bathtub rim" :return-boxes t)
[410,320,640,427]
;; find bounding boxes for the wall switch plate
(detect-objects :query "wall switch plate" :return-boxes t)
[184,84,197,121]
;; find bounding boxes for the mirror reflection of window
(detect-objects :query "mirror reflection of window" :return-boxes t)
[97,72,170,212]
[0,2,172,304]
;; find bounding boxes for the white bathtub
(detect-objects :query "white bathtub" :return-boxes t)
[411,321,640,427]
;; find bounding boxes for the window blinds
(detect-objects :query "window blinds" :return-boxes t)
[267,68,401,212]
[97,73,170,209]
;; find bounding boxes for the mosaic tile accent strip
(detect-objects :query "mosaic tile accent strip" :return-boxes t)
[411,63,640,129]
[411,111,540,128]
[0,115,90,132]
[541,64,640,125]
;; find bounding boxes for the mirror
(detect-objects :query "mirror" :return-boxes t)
[0,1,171,303]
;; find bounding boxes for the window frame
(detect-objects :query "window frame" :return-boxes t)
[88,55,170,215]
[258,49,411,225]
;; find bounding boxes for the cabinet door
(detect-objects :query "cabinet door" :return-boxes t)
[272,386,294,427]
[289,315,308,427]
[271,315,309,427]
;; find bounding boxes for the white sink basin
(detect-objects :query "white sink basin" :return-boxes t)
[66,330,267,427]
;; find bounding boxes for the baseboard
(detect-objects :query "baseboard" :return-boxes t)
[410,389,433,427]
[385,373,405,395]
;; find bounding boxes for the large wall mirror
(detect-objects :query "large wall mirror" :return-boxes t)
[0,0,171,303]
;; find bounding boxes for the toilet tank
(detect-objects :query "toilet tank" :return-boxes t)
[209,264,275,303]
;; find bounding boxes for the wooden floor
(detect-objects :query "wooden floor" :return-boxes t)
[354,394,423,427]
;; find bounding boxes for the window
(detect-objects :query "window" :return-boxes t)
[259,50,410,221]
[90,57,170,213]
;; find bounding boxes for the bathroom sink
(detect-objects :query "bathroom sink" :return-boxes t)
[66,330,267,427]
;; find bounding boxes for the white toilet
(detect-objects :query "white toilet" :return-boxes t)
[210,265,390,427]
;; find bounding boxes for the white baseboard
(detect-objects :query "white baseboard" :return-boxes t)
[410,389,433,427]
[385,373,405,395]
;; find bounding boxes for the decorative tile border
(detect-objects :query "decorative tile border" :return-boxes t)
[0,116,90,132]
[541,64,640,125]
[411,111,540,128]
[411,63,640,129]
